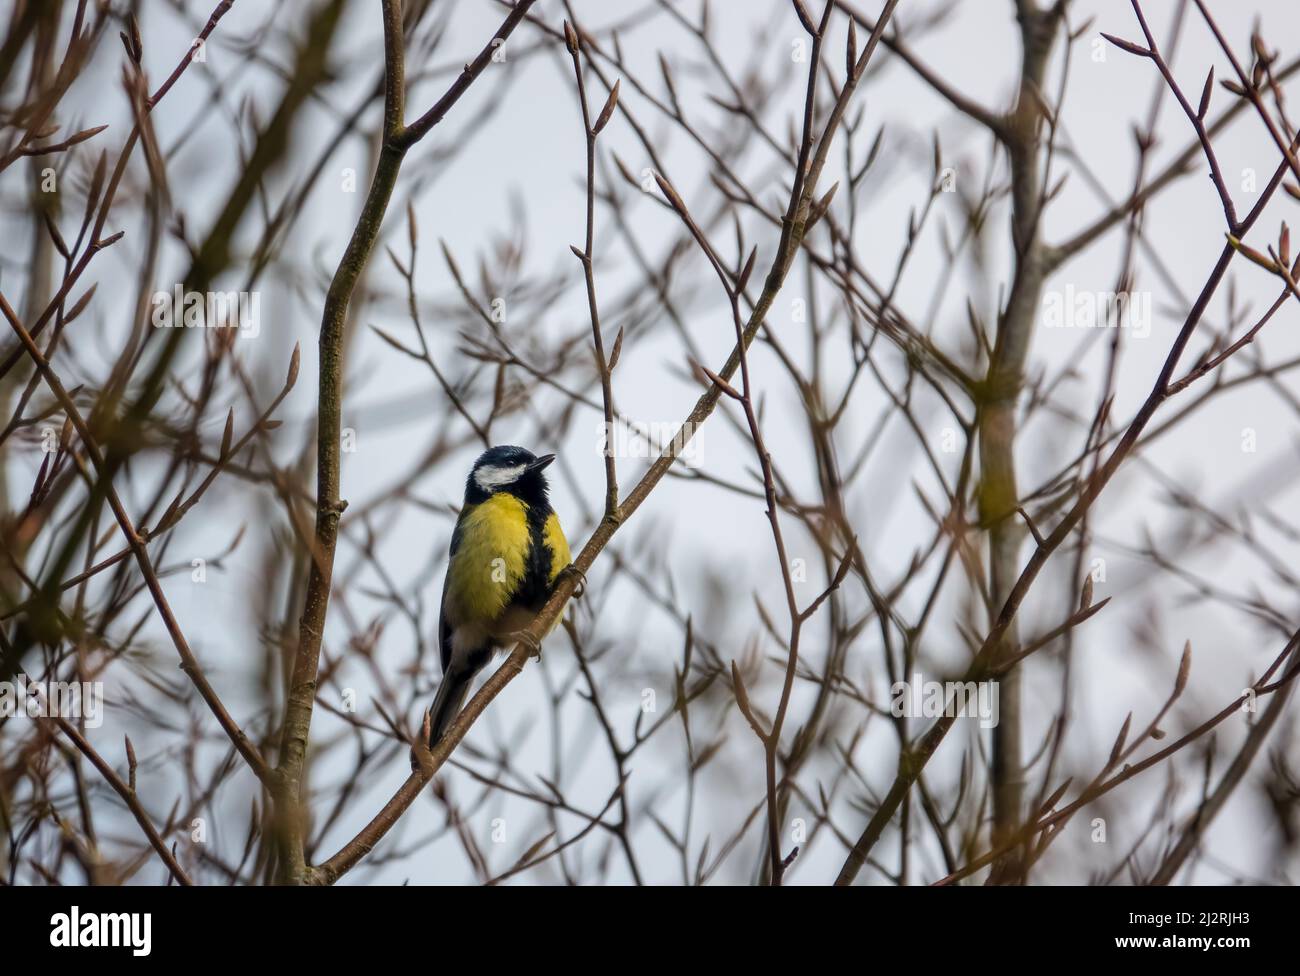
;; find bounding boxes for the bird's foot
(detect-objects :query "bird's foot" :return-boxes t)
[556,563,586,599]
[409,710,436,776]
[511,629,543,660]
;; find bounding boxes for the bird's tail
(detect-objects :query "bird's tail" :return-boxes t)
[427,668,474,746]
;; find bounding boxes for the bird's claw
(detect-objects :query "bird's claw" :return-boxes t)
[511,629,543,660]
[409,710,436,775]
[557,563,586,599]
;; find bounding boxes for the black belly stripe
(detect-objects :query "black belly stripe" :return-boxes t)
[514,500,554,612]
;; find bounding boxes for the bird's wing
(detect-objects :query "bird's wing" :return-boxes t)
[438,514,468,675]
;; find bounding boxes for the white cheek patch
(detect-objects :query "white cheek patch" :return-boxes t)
[474,463,527,491]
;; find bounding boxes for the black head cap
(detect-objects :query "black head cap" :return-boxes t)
[465,445,556,504]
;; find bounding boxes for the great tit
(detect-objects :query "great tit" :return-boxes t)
[426,445,571,745]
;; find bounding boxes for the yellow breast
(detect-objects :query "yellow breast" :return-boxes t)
[445,493,531,626]
[544,510,571,584]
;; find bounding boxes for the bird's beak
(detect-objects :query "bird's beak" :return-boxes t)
[526,453,556,473]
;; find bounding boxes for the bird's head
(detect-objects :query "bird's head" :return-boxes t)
[465,445,556,504]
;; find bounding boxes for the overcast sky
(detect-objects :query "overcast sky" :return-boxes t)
[9,0,1300,884]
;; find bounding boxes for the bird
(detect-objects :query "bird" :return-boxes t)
[425,445,572,747]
